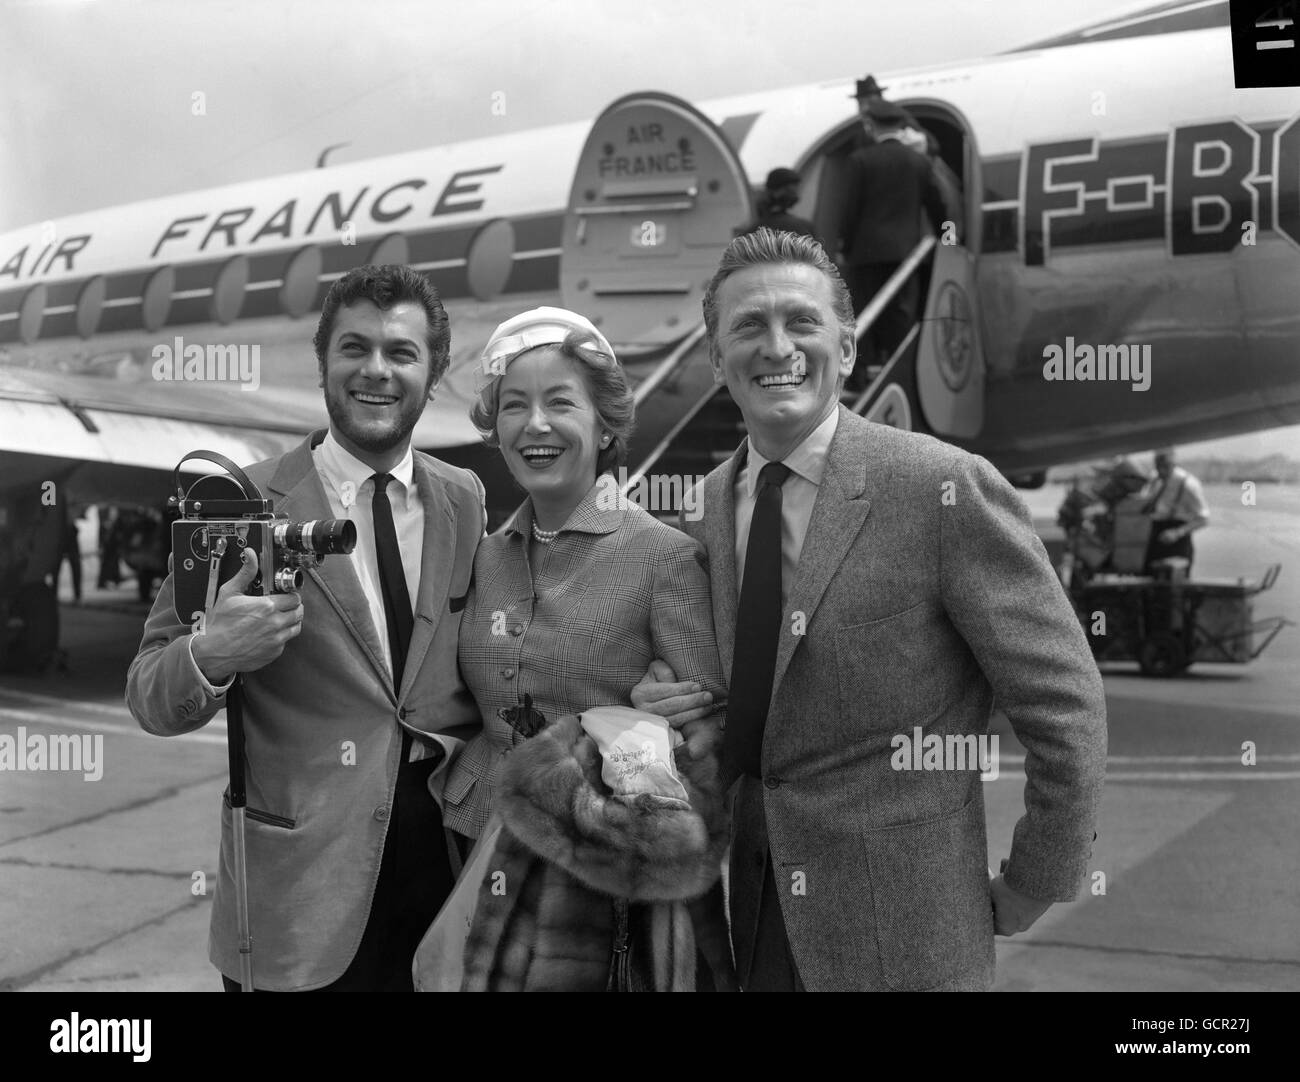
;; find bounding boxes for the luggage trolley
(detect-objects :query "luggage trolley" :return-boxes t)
[1071,563,1292,677]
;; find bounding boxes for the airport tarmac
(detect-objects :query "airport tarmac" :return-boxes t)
[0,483,1296,992]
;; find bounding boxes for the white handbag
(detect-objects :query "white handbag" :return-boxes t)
[412,816,504,992]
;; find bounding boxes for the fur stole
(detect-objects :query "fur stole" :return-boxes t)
[459,712,736,991]
[495,713,730,901]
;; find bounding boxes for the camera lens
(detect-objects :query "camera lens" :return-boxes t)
[274,519,357,555]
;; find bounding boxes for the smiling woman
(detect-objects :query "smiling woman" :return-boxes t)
[437,305,734,992]
[469,309,633,530]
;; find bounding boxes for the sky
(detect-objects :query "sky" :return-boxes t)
[0,0,1154,228]
[3,0,1296,459]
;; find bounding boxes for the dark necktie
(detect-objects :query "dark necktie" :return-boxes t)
[726,460,791,779]
[371,473,413,689]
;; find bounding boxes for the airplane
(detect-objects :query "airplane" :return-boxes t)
[1,0,1298,668]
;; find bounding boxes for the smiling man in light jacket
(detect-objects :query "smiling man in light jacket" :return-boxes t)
[127,265,485,991]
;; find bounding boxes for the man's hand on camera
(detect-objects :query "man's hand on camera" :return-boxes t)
[190,546,303,684]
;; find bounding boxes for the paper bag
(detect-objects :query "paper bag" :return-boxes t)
[412,817,503,992]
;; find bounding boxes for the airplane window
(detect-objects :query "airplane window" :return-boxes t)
[211,255,250,325]
[141,265,175,333]
[75,275,106,339]
[280,245,322,319]
[18,284,47,344]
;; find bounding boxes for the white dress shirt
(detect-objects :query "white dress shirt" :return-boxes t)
[1143,465,1210,525]
[187,431,441,768]
[312,429,423,676]
[734,407,840,610]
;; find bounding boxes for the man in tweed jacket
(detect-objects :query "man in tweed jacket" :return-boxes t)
[636,229,1107,991]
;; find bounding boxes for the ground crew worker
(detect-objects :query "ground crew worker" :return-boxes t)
[1142,447,1210,574]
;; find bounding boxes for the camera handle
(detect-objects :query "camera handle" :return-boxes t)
[172,450,262,503]
[226,677,255,992]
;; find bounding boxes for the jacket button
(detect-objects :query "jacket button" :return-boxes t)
[502,668,515,679]
[398,706,408,720]
[764,776,781,789]
[374,806,389,822]
[510,624,524,637]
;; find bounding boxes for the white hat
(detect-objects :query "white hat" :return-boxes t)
[475,306,616,396]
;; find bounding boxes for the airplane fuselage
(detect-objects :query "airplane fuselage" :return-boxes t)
[2,19,1298,483]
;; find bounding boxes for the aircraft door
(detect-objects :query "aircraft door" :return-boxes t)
[805,102,987,438]
[562,92,755,354]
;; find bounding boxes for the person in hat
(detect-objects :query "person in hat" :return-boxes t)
[740,167,823,249]
[837,97,948,392]
[439,306,734,991]
[849,74,929,151]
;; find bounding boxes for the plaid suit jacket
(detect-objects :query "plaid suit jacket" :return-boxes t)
[443,478,727,839]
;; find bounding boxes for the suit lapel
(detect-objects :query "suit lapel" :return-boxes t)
[268,436,392,694]
[771,408,872,697]
[706,446,745,685]
[399,456,456,702]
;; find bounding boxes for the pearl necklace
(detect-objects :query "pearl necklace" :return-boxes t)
[531,521,559,544]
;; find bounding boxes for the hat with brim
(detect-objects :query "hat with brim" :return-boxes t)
[850,75,888,99]
[475,306,616,396]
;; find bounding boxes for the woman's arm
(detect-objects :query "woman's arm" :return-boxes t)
[648,531,727,760]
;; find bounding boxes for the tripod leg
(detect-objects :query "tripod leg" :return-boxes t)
[227,679,254,991]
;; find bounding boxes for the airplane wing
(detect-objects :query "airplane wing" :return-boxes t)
[0,296,530,482]
[0,364,308,472]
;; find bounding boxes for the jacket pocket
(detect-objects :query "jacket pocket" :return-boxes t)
[443,737,498,806]
[863,793,993,990]
[222,788,295,830]
[835,601,959,730]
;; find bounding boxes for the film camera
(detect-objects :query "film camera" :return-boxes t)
[169,450,356,625]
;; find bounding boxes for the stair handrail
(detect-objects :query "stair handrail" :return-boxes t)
[631,322,708,408]
[844,233,938,416]
[853,234,936,341]
[847,321,920,415]
[622,381,726,497]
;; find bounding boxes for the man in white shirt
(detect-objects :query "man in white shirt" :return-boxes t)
[1142,446,1210,573]
[127,265,486,991]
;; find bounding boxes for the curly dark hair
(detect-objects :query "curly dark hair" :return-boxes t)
[313,264,451,390]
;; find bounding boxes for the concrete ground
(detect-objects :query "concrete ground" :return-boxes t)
[1,484,1296,991]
